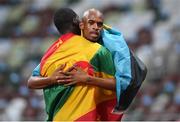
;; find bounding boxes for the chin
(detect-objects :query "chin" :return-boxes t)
[90,38,98,42]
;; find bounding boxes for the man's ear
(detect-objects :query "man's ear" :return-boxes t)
[79,22,84,30]
[73,18,80,26]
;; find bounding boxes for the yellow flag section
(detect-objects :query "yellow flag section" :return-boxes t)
[40,33,121,121]
[53,73,116,121]
[41,34,98,76]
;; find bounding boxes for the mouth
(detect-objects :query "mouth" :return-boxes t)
[90,31,99,37]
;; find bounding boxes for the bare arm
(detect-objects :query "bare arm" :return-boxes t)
[85,76,116,91]
[60,67,116,91]
[27,76,54,89]
[28,65,116,90]
[27,64,71,89]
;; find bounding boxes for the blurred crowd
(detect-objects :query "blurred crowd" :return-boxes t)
[0,0,179,121]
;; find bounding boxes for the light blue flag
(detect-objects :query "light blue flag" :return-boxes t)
[101,27,132,104]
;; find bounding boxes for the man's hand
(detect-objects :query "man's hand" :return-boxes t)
[49,64,72,85]
[50,64,90,86]
[58,66,90,86]
[28,64,76,89]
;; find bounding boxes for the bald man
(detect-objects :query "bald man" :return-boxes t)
[79,8,146,113]
[80,8,104,42]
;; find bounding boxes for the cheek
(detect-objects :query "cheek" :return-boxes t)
[83,29,90,38]
[86,24,93,31]
[84,27,91,34]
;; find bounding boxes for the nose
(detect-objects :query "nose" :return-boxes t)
[92,23,99,30]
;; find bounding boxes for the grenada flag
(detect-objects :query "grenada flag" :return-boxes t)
[39,33,123,121]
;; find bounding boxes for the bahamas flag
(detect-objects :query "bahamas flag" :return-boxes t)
[102,25,147,111]
[38,33,123,121]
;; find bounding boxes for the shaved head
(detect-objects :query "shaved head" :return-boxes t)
[82,8,104,21]
[80,8,104,42]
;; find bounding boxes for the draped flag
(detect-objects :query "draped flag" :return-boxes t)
[34,33,123,121]
[101,25,147,111]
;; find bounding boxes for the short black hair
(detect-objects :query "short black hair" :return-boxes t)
[53,8,80,35]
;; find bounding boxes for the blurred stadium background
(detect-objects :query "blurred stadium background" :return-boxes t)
[0,0,179,121]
